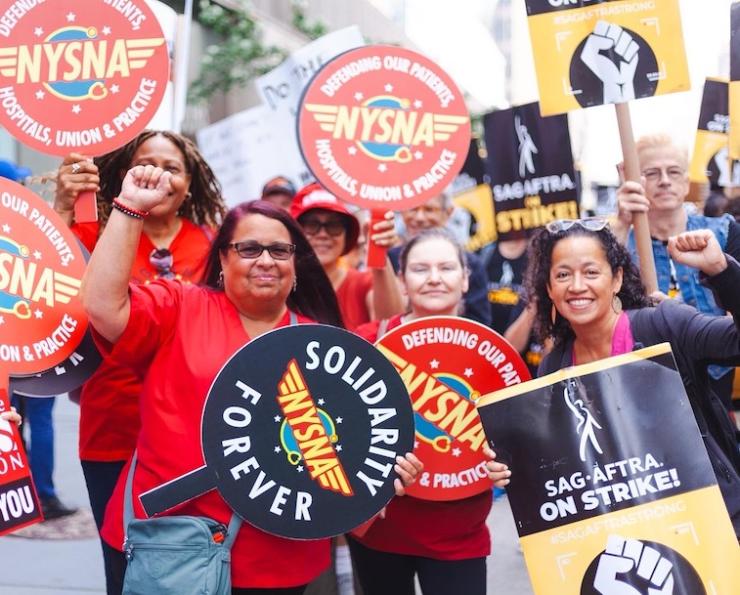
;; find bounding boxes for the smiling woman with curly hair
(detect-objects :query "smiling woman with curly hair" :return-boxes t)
[523,219,740,536]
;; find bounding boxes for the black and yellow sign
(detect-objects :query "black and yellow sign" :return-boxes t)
[483,102,579,240]
[689,79,739,188]
[525,0,690,116]
[477,344,738,594]
[140,324,415,539]
[730,1,740,160]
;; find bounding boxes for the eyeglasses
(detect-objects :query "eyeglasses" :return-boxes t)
[641,167,685,183]
[228,241,296,260]
[545,218,609,234]
[301,218,346,237]
[149,248,175,279]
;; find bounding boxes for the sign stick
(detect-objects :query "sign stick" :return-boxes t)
[614,103,658,294]
[74,189,98,224]
[365,209,388,269]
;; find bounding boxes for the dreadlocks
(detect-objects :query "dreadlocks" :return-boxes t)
[94,130,226,229]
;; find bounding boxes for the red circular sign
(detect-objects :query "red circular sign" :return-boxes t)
[297,45,471,210]
[376,316,530,500]
[0,0,169,156]
[0,179,88,375]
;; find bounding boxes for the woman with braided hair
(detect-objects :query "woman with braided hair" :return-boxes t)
[53,130,227,594]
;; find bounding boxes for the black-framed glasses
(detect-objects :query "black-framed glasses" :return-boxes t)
[228,241,296,260]
[545,218,609,234]
[149,248,175,279]
[641,167,685,183]
[300,218,346,237]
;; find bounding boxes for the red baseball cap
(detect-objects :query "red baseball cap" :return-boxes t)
[290,183,360,254]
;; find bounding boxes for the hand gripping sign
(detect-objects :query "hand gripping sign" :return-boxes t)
[297,45,471,211]
[140,325,415,540]
[0,0,170,221]
[0,178,88,376]
[376,317,530,501]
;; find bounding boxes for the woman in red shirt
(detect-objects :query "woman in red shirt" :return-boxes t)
[290,183,404,330]
[82,165,422,594]
[52,131,226,593]
[351,228,510,595]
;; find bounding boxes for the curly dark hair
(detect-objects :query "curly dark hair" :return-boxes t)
[94,129,226,229]
[525,225,650,345]
[203,200,344,328]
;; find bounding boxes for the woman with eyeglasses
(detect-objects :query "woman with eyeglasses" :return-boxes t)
[290,183,404,330]
[53,130,227,593]
[525,218,740,535]
[81,167,423,594]
[348,229,511,595]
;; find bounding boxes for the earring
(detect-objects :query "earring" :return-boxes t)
[292,275,298,292]
[551,304,558,325]
[612,293,622,314]
[186,191,192,200]
[218,271,224,288]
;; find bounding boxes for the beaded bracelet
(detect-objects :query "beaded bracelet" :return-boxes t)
[112,198,149,219]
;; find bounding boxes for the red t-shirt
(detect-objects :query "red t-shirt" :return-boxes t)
[336,268,372,331]
[72,220,212,461]
[98,281,330,588]
[353,315,493,560]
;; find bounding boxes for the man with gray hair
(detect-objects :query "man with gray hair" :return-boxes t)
[615,133,740,409]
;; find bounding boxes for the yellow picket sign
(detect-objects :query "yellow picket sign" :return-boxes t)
[526,0,690,116]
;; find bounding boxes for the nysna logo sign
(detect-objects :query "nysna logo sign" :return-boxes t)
[0,0,169,155]
[140,325,415,539]
[0,180,87,375]
[298,46,471,210]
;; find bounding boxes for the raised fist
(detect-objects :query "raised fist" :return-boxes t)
[581,21,640,103]
[593,535,674,595]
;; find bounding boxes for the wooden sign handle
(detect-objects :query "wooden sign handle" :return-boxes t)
[615,103,658,294]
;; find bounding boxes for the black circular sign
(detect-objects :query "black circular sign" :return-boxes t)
[201,324,415,539]
[570,25,658,108]
[581,537,705,594]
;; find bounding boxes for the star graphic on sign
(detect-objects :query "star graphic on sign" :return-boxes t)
[296,465,304,473]
[274,446,281,453]
[429,359,439,369]
[378,163,387,172]
[354,91,364,101]
[413,99,423,108]
[111,84,120,94]
[347,146,357,155]
[34,27,43,37]
[34,309,43,319]
[72,104,81,114]
[336,444,343,452]
[317,398,325,405]
[33,250,42,260]
[463,368,474,378]
[452,447,462,457]
[384,83,393,92]
[1,224,10,233]
[336,416,343,424]
[35,90,44,100]
[102,26,112,35]
[273,415,281,423]
[66,12,76,22]
[414,151,423,160]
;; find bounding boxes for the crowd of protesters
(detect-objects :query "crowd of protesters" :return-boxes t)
[6,128,739,594]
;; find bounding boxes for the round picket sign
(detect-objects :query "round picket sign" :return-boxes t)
[297,45,471,210]
[0,0,170,156]
[376,316,531,500]
[0,179,88,375]
[140,324,415,540]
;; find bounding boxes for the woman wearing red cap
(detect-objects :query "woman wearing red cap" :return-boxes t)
[290,183,403,330]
